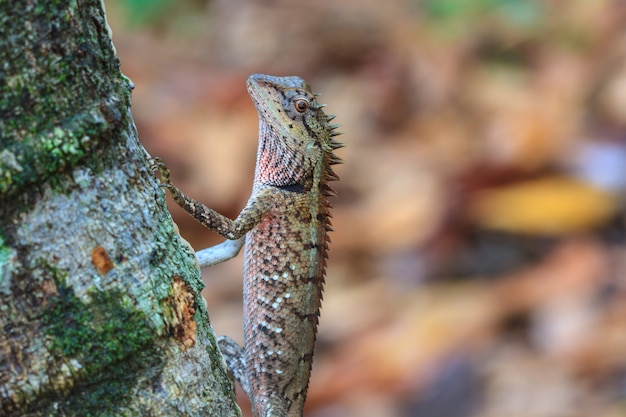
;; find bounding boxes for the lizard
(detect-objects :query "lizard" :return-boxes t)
[151,73,343,417]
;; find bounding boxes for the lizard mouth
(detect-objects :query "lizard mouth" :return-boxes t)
[246,74,294,131]
[246,74,312,108]
[245,74,272,111]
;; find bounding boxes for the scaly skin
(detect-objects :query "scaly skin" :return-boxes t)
[152,74,342,417]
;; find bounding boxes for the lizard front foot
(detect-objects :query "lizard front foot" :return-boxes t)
[149,157,176,191]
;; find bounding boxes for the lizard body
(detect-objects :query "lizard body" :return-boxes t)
[152,74,342,417]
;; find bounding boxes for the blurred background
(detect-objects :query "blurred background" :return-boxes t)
[107,1,626,416]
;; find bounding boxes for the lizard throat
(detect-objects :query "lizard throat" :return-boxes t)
[254,120,309,188]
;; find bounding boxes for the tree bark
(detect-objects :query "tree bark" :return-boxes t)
[0,1,239,416]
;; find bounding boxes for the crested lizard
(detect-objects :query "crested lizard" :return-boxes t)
[151,74,343,417]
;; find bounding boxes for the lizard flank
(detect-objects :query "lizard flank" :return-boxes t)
[151,74,343,417]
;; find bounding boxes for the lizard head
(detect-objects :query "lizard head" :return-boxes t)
[247,74,341,189]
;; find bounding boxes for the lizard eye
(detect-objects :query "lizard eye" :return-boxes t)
[294,98,309,113]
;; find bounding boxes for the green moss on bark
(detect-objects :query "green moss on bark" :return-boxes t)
[0,0,239,414]
[40,268,163,416]
[0,0,131,201]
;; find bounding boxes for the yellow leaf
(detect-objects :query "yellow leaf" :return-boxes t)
[468,177,617,235]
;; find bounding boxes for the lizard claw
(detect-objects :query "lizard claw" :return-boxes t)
[149,157,173,185]
[158,182,175,192]
[149,157,164,172]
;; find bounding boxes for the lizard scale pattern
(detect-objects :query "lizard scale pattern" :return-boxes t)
[152,74,343,417]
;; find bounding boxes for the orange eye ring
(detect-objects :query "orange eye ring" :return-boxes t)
[294,99,309,113]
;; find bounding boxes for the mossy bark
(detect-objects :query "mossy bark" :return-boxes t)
[0,1,240,416]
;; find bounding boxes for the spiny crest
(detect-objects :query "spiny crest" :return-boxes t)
[318,103,342,249]
[311,95,343,265]
[320,112,345,153]
[313,102,343,181]
[317,112,343,176]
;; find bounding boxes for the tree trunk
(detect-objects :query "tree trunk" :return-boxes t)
[0,1,239,416]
